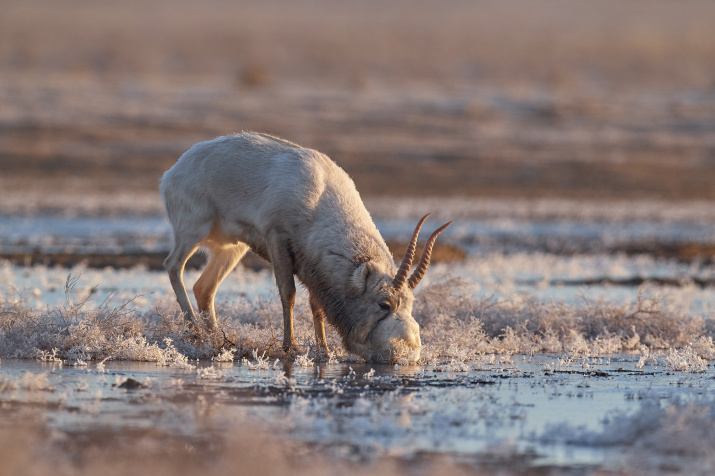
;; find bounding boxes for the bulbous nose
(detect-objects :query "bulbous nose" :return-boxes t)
[406,319,421,349]
[400,319,421,361]
[364,316,422,363]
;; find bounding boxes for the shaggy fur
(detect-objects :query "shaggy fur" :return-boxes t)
[161,133,429,361]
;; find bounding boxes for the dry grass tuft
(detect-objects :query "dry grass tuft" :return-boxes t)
[1,273,713,368]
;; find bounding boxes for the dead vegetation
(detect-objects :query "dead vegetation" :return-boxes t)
[2,271,713,365]
[1,0,714,199]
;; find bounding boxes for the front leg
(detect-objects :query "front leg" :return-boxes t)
[309,294,328,351]
[267,232,297,352]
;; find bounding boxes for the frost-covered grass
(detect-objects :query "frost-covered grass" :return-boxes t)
[2,270,714,368]
[415,277,715,363]
[0,273,347,363]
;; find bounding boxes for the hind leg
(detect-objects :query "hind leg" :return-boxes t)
[164,216,212,325]
[161,179,214,326]
[164,240,201,323]
[193,243,249,329]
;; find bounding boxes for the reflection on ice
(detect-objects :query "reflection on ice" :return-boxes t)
[2,205,715,474]
[1,356,714,473]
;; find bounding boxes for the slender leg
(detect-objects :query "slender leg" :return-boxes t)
[267,232,297,352]
[164,241,201,323]
[309,293,328,351]
[193,243,249,329]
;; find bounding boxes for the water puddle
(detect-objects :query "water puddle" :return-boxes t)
[3,354,710,470]
[2,210,715,473]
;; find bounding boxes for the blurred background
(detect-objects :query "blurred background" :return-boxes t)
[4,3,715,472]
[1,0,714,201]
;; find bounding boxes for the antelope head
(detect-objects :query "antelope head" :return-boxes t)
[346,214,452,363]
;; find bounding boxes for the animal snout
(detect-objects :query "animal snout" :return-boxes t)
[387,321,422,362]
[363,316,422,362]
[407,320,421,348]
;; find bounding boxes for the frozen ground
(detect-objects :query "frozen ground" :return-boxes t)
[1,199,715,474]
[3,197,715,313]
[1,355,714,475]
[3,1,715,473]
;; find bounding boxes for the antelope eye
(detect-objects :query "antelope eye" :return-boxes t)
[378,302,391,311]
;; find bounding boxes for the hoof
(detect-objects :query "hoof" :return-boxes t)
[314,346,330,362]
[282,344,297,358]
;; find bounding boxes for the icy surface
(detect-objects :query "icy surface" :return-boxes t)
[1,356,714,474]
[2,206,715,474]
[3,212,715,255]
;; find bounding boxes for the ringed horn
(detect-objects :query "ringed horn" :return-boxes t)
[392,214,453,290]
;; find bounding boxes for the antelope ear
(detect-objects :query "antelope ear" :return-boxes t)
[349,262,371,295]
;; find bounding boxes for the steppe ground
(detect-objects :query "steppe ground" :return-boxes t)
[2,2,715,475]
[1,0,714,203]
